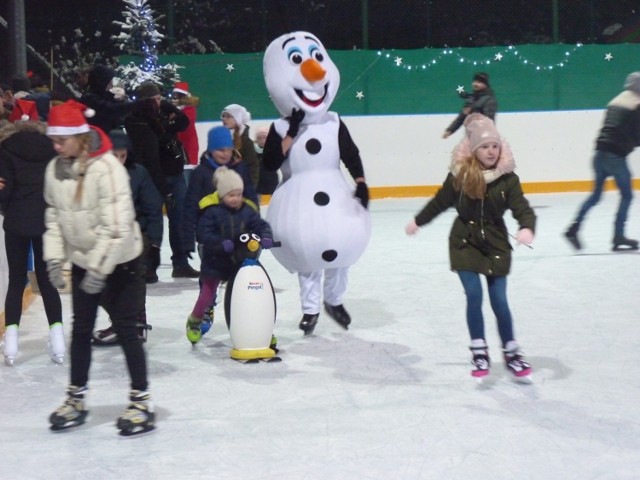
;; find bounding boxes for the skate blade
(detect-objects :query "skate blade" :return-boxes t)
[235,356,282,364]
[118,424,156,437]
[50,419,87,432]
[511,374,533,384]
[50,356,64,365]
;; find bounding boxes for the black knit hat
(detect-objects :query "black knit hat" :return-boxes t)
[136,82,161,99]
[472,72,490,86]
[108,129,130,150]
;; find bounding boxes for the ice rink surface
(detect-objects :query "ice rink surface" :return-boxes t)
[3,193,639,480]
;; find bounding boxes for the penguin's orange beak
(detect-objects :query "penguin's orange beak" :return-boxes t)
[300,59,326,83]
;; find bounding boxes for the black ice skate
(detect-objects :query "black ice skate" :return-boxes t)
[50,385,89,432]
[564,222,582,250]
[612,236,639,252]
[299,313,319,336]
[117,390,155,437]
[324,303,351,330]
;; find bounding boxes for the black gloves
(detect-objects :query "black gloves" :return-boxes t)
[286,108,305,138]
[355,182,369,209]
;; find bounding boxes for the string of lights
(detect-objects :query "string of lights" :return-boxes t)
[377,43,587,72]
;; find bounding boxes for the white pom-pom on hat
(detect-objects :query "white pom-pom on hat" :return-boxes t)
[84,108,96,118]
[21,114,29,121]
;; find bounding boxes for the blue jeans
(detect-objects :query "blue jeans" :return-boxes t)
[165,173,189,268]
[457,270,514,347]
[574,150,633,239]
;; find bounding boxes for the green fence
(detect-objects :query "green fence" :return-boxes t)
[147,43,640,121]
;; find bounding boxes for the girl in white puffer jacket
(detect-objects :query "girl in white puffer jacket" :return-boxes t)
[43,100,154,436]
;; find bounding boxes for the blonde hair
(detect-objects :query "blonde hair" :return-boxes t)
[453,154,486,200]
[73,132,93,203]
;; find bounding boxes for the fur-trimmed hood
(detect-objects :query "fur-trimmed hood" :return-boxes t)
[450,135,516,184]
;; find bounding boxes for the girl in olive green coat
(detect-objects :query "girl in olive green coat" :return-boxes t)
[406,114,535,382]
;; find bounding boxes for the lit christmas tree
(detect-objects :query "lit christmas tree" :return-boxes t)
[112,0,181,95]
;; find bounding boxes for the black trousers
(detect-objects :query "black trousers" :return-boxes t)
[70,256,148,391]
[3,231,62,327]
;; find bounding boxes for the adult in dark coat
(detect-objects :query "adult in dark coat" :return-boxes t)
[0,117,64,365]
[564,71,640,251]
[125,82,198,278]
[80,65,133,133]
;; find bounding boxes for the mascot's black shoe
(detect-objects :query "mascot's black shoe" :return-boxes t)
[299,314,319,336]
[324,303,351,330]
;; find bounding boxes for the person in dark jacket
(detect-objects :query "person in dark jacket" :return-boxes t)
[443,72,498,139]
[254,125,279,202]
[92,129,163,346]
[185,166,273,344]
[125,82,199,278]
[564,72,640,252]
[0,102,64,366]
[406,114,535,382]
[80,65,133,133]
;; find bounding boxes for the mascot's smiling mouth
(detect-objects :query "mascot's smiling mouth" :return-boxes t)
[295,84,328,107]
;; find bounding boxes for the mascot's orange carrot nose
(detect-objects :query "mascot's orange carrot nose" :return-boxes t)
[300,59,326,82]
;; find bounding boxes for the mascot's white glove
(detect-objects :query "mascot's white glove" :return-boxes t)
[405,219,419,236]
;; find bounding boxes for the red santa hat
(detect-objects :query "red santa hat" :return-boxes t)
[173,81,191,96]
[9,98,39,122]
[46,100,95,136]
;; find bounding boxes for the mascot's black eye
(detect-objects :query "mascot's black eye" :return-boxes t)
[309,46,324,63]
[251,234,260,242]
[288,52,303,65]
[239,233,250,242]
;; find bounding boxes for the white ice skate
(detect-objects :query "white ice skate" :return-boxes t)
[48,323,66,364]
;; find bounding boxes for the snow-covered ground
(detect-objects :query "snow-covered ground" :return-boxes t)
[3,193,639,480]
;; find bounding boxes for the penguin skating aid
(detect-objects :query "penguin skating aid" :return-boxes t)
[224,234,281,363]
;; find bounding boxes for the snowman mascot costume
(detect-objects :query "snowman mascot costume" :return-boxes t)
[262,31,371,335]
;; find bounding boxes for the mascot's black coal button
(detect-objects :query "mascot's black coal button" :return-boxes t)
[322,250,338,262]
[306,138,321,154]
[314,192,330,206]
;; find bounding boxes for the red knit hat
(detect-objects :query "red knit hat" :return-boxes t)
[9,98,39,122]
[46,100,95,136]
[173,81,190,96]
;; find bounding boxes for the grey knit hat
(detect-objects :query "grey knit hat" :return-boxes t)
[624,72,640,94]
[136,82,161,99]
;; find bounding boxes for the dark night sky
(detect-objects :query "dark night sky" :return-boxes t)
[20,0,640,55]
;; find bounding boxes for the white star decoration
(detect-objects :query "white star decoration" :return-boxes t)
[394,56,403,66]
[226,64,235,72]
[355,91,364,100]
[604,53,613,61]
[494,53,503,61]
[456,85,465,94]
